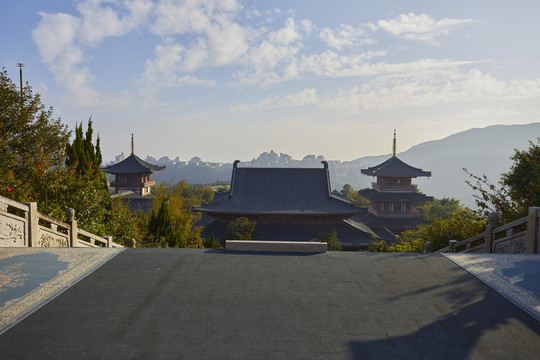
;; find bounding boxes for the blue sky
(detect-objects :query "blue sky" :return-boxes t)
[2,0,539,163]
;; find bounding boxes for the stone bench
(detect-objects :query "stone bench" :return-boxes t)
[225,240,327,253]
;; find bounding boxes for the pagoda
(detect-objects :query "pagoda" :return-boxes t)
[357,131,432,236]
[102,135,165,196]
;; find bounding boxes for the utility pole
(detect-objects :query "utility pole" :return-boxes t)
[17,61,24,101]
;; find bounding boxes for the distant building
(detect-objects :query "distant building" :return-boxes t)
[356,131,432,240]
[101,135,165,212]
[193,161,377,250]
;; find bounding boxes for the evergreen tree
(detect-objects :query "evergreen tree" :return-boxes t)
[0,67,70,201]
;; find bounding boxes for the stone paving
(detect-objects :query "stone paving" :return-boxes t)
[0,248,539,359]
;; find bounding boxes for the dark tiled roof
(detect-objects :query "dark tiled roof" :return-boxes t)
[201,220,377,249]
[354,213,430,231]
[194,166,363,216]
[358,189,433,202]
[361,156,431,177]
[102,154,166,174]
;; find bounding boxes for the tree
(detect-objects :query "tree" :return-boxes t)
[417,197,462,221]
[0,67,70,201]
[315,229,342,251]
[340,184,369,207]
[139,182,204,248]
[226,217,256,240]
[204,232,221,248]
[65,118,103,171]
[465,138,540,223]
[0,68,141,246]
[147,200,183,247]
[369,197,485,252]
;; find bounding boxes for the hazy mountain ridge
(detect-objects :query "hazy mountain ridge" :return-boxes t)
[109,123,540,208]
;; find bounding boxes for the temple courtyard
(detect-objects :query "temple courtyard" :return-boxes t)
[1,248,540,359]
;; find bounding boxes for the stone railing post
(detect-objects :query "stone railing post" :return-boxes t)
[424,241,431,253]
[527,207,540,254]
[106,236,113,247]
[130,238,137,248]
[67,208,78,247]
[25,202,39,247]
[484,212,499,253]
[448,240,458,253]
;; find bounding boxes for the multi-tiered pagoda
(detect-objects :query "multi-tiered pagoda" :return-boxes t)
[357,131,432,239]
[102,135,165,196]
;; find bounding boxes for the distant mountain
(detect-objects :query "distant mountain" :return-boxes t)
[113,123,540,209]
[350,123,540,208]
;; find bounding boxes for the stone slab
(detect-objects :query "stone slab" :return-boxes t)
[0,247,124,334]
[1,249,539,359]
[226,240,327,253]
[444,253,540,321]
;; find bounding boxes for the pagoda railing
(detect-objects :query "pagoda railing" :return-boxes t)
[372,183,417,192]
[438,207,540,254]
[369,208,419,218]
[0,194,123,248]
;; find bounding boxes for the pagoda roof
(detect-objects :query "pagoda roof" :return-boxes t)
[193,162,364,216]
[358,189,433,202]
[355,213,430,231]
[102,154,166,174]
[361,156,431,178]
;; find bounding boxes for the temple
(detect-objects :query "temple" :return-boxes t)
[357,131,432,240]
[194,161,378,250]
[102,135,165,196]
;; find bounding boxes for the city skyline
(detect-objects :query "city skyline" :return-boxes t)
[2,0,539,162]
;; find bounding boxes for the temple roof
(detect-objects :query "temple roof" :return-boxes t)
[193,163,364,216]
[361,156,431,178]
[102,154,166,174]
[358,189,433,202]
[200,219,378,249]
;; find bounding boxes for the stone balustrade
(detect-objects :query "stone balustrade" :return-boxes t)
[440,207,540,254]
[0,194,122,248]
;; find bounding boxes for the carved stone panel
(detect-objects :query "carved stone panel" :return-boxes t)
[38,227,69,247]
[494,238,527,254]
[0,213,27,247]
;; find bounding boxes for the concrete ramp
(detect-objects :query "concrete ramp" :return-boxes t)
[1,249,539,359]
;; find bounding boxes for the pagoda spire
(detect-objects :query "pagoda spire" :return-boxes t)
[393,129,396,157]
[131,133,134,155]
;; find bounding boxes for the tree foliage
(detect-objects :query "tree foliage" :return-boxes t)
[315,229,342,251]
[0,67,70,201]
[465,138,540,223]
[417,197,462,222]
[340,184,369,207]
[0,69,140,246]
[139,182,205,248]
[226,217,256,240]
[369,198,485,252]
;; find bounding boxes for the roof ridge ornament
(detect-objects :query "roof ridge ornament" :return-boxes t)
[131,133,134,155]
[393,129,397,158]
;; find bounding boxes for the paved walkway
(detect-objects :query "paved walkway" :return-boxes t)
[0,248,539,359]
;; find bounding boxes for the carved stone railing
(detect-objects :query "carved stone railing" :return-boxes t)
[0,194,123,248]
[439,207,540,254]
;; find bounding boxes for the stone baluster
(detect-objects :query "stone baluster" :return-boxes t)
[484,212,499,253]
[25,202,38,247]
[67,208,78,247]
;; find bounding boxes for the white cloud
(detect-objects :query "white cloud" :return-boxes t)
[376,13,474,43]
[268,17,302,45]
[231,88,318,112]
[319,24,371,50]
[230,68,540,114]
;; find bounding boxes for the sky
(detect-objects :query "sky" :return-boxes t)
[2,0,540,163]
